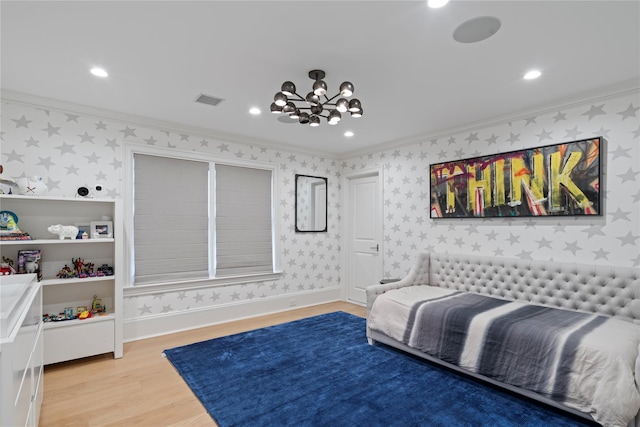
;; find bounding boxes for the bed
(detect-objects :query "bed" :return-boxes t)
[366,252,640,427]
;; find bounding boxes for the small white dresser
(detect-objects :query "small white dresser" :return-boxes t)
[1,274,43,427]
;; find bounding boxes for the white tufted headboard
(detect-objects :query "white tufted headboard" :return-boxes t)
[366,252,640,324]
[429,252,640,324]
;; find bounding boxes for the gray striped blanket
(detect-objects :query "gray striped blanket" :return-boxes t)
[368,286,640,427]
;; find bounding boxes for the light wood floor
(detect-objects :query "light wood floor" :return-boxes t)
[40,302,366,427]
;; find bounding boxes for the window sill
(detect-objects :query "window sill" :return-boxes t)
[124,271,283,297]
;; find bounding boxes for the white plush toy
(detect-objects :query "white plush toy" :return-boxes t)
[15,176,47,196]
[48,224,79,240]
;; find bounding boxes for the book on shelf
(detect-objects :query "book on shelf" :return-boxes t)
[0,232,32,240]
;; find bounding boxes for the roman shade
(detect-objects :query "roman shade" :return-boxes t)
[214,164,273,276]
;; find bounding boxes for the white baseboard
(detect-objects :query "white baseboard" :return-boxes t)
[123,287,341,342]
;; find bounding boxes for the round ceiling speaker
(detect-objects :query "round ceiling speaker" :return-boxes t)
[453,16,501,44]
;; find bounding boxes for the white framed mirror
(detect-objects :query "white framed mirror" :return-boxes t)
[295,174,327,232]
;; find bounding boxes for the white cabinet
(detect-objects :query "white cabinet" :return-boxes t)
[0,195,123,365]
[0,274,43,427]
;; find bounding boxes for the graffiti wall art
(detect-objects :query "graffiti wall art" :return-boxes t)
[430,137,602,218]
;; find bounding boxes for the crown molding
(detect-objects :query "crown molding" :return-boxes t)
[3,79,638,162]
[338,79,640,159]
[0,89,340,160]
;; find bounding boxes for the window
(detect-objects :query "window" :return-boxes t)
[127,146,278,287]
[214,164,273,277]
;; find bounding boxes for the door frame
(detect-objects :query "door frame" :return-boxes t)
[340,166,384,303]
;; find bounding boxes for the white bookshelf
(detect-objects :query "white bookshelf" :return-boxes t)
[0,195,123,365]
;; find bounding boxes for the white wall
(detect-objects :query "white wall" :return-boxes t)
[3,86,638,339]
[1,94,343,340]
[342,89,640,279]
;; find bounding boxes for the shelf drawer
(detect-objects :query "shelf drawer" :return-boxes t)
[43,320,115,365]
[33,363,44,426]
[13,353,32,427]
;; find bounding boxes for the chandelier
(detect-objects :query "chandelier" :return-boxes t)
[270,70,363,127]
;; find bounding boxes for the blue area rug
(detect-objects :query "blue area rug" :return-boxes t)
[164,311,595,427]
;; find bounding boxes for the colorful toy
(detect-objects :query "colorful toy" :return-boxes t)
[56,257,101,278]
[0,211,19,232]
[98,264,114,276]
[0,211,31,240]
[48,224,79,240]
[91,295,105,313]
[56,264,76,279]
[0,256,15,275]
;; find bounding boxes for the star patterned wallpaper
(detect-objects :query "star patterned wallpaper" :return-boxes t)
[343,90,640,279]
[1,88,639,328]
[1,97,342,323]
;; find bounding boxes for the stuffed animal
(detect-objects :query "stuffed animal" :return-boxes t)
[48,224,79,240]
[15,176,47,196]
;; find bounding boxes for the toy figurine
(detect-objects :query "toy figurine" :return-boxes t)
[91,295,105,313]
[56,264,75,279]
[98,264,114,276]
[72,258,84,273]
[0,256,15,275]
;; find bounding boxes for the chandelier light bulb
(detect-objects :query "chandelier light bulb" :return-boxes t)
[339,82,354,97]
[328,110,342,125]
[351,107,363,118]
[309,115,321,127]
[299,112,310,124]
[311,104,323,115]
[283,101,296,114]
[336,98,349,113]
[290,108,300,119]
[270,102,283,114]
[348,98,361,112]
[281,81,296,96]
[313,80,327,96]
[305,91,320,105]
[274,92,288,107]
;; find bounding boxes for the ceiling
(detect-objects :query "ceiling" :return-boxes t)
[2,1,639,156]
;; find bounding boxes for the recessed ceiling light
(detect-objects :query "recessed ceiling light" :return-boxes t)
[344,131,354,137]
[90,67,108,78]
[523,70,542,80]
[427,0,449,8]
[249,107,261,115]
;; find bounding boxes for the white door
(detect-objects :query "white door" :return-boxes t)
[346,172,382,304]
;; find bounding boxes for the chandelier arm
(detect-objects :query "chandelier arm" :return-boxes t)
[323,93,341,103]
[292,105,336,111]
[294,107,330,118]
[289,93,306,102]
[294,104,342,115]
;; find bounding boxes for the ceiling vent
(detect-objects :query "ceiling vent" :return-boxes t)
[195,93,224,106]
